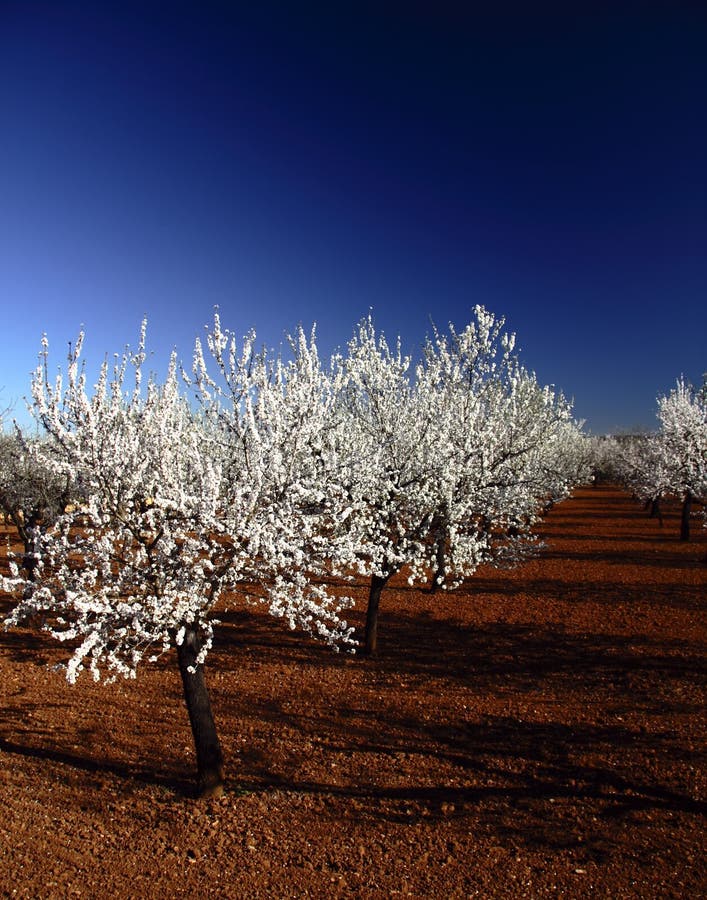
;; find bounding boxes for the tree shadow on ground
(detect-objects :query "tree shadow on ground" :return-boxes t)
[0,735,195,797]
[378,609,705,690]
[212,603,705,690]
[539,547,705,569]
[226,700,705,858]
[207,607,705,856]
[448,574,705,612]
[1,604,704,845]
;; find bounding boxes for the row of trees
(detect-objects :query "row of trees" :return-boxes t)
[1,308,590,795]
[596,378,707,540]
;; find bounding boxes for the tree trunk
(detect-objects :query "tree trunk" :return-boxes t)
[429,538,446,594]
[363,573,390,657]
[649,498,663,527]
[680,492,692,542]
[22,513,44,582]
[21,538,38,582]
[177,623,225,798]
[428,511,449,594]
[10,513,38,582]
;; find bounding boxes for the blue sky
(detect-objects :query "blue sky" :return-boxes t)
[1,2,705,434]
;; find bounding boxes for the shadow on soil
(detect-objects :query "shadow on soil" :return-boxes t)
[0,735,195,797]
[539,547,706,569]
[203,608,706,857]
[1,606,705,844]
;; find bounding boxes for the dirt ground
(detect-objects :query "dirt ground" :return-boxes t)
[0,485,705,899]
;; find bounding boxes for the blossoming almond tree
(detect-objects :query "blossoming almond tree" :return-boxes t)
[4,321,354,797]
[532,418,594,508]
[608,433,672,523]
[4,326,236,795]
[422,306,579,591]
[657,377,707,540]
[609,380,707,539]
[0,431,74,580]
[332,316,446,655]
[334,307,584,656]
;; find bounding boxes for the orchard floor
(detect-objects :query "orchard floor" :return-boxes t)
[0,485,705,899]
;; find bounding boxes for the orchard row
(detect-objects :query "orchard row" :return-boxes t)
[1,307,703,794]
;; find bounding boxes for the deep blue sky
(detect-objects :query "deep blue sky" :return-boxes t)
[1,2,705,433]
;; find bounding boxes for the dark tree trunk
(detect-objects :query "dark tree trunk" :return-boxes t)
[177,623,225,798]
[363,573,390,657]
[680,492,692,542]
[17,514,40,582]
[21,539,38,582]
[649,498,663,527]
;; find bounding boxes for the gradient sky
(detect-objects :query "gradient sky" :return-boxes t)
[1,2,705,434]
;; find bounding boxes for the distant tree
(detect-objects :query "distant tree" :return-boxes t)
[588,435,623,486]
[540,419,595,501]
[657,378,707,541]
[0,431,73,579]
[606,433,670,523]
[607,379,707,540]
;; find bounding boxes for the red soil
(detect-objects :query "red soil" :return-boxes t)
[0,485,705,898]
